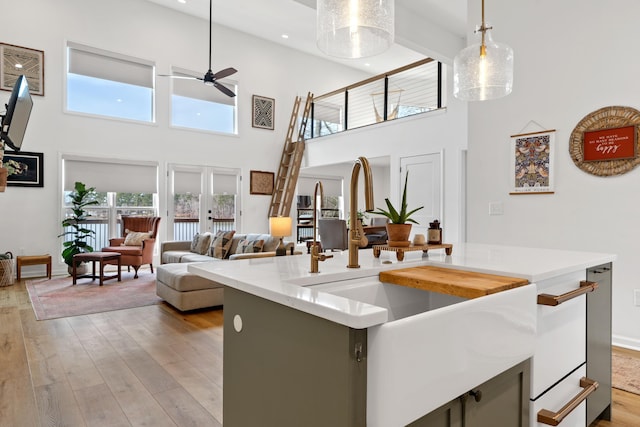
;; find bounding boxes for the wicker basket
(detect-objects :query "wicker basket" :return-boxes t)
[0,252,15,287]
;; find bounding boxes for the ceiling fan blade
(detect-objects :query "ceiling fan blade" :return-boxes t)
[214,81,236,97]
[213,67,237,80]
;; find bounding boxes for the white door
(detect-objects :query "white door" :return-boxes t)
[400,153,442,240]
[168,164,240,240]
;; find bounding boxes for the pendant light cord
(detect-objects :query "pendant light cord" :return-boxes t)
[208,0,212,70]
[478,0,491,56]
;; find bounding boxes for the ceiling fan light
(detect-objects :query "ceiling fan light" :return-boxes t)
[453,27,513,101]
[316,0,394,59]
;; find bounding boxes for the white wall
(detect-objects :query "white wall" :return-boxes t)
[0,0,370,276]
[466,0,640,349]
[303,99,469,245]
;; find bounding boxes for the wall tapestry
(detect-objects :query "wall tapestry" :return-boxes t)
[252,95,274,130]
[0,43,44,96]
[509,130,555,195]
[249,170,274,195]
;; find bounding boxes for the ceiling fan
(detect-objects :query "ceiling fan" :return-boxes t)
[159,0,237,97]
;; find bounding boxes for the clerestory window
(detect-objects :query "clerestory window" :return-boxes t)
[66,42,155,123]
[170,67,237,135]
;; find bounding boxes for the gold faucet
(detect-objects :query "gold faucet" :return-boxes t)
[310,181,333,273]
[348,157,374,269]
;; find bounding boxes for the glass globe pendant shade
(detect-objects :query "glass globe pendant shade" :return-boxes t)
[453,28,514,101]
[317,0,394,59]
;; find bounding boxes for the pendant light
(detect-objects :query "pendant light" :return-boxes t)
[316,0,394,59]
[453,0,513,101]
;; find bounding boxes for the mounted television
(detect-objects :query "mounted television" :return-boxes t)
[1,75,33,151]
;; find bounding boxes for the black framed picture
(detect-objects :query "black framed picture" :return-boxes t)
[2,151,44,187]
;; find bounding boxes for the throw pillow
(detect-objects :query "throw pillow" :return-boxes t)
[210,230,235,259]
[190,232,213,255]
[190,233,200,252]
[235,239,264,254]
[123,231,151,246]
[195,232,213,255]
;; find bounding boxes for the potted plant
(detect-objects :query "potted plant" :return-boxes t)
[372,171,424,247]
[58,181,99,273]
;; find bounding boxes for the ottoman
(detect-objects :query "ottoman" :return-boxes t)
[156,263,224,311]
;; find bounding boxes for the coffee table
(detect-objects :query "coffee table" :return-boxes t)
[72,252,121,285]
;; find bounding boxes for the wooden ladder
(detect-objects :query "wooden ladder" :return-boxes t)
[268,92,313,218]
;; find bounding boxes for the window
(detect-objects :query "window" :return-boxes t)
[171,67,237,134]
[62,156,159,251]
[66,42,155,122]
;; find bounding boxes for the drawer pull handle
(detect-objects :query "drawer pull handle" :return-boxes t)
[537,281,598,306]
[537,377,599,426]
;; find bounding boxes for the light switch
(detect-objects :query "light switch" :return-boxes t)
[489,202,504,216]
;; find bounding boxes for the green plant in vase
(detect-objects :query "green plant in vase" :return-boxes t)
[372,171,424,246]
[58,181,100,270]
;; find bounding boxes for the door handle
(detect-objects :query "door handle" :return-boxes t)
[537,377,598,425]
[537,281,598,306]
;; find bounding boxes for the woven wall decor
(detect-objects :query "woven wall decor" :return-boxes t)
[569,106,640,176]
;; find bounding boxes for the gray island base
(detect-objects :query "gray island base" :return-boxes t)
[189,243,615,426]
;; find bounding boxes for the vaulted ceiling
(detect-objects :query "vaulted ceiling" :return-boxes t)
[144,0,467,74]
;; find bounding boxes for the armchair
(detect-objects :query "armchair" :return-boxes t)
[102,216,161,278]
[318,218,348,251]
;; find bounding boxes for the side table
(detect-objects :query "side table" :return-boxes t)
[16,254,52,281]
[72,252,121,286]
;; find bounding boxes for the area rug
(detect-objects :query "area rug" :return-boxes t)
[26,270,161,320]
[612,352,640,395]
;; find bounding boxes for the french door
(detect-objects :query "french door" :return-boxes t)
[167,164,240,241]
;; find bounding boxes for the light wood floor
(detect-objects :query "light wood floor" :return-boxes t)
[2,277,639,427]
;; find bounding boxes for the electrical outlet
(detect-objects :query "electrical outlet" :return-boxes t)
[489,202,504,216]
[635,289,640,307]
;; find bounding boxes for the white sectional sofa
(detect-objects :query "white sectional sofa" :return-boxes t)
[156,232,298,311]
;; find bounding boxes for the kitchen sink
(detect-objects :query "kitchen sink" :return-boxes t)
[311,276,537,427]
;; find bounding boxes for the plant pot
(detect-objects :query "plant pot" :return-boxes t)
[68,262,88,276]
[0,167,8,193]
[386,223,412,247]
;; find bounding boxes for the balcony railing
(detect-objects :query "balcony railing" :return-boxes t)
[309,58,443,138]
[61,218,236,252]
[173,218,235,240]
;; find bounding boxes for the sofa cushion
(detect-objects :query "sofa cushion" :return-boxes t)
[180,253,222,263]
[123,231,151,246]
[190,232,213,255]
[162,250,188,264]
[104,245,143,256]
[235,238,264,254]
[156,263,223,292]
[210,230,235,259]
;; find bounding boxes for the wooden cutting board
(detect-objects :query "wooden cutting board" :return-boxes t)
[379,266,529,299]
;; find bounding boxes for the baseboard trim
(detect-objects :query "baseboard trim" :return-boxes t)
[613,334,640,352]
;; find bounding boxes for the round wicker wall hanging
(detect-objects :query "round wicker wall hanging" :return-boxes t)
[569,105,640,176]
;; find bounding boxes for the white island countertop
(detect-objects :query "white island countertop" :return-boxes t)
[188,242,615,328]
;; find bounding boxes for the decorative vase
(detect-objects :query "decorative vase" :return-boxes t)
[0,167,8,193]
[386,223,412,247]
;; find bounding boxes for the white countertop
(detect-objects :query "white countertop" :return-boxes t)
[188,242,615,328]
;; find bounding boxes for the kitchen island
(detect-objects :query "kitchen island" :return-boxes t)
[189,243,615,427]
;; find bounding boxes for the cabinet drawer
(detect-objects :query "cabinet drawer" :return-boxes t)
[531,365,591,427]
[532,271,587,399]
